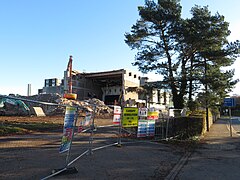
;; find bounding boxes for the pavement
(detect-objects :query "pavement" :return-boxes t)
[175,117,240,180]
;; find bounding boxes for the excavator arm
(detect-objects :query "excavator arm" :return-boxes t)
[63,56,77,100]
[67,55,73,94]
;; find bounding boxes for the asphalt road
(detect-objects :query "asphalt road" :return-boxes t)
[0,126,185,180]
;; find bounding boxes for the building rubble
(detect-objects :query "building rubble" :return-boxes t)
[0,93,113,117]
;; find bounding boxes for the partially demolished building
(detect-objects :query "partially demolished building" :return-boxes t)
[39,69,172,109]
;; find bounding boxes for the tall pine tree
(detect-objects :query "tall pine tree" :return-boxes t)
[125,0,239,109]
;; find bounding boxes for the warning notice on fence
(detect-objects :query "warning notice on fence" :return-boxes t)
[122,107,138,127]
[82,112,92,126]
[147,120,155,136]
[147,111,159,120]
[77,112,92,133]
[113,105,121,124]
[59,106,77,153]
[138,108,148,117]
[137,120,147,137]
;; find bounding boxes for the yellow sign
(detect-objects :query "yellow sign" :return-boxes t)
[147,111,159,120]
[122,107,138,127]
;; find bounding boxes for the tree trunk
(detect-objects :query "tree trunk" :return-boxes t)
[162,30,185,109]
[188,55,194,101]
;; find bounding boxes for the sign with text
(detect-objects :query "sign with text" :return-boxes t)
[122,107,138,127]
[224,98,235,107]
[147,111,159,120]
[113,105,121,124]
[82,112,92,126]
[147,120,155,137]
[137,120,147,137]
[138,108,148,117]
[77,112,92,133]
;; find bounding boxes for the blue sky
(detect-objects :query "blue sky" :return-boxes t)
[0,0,239,96]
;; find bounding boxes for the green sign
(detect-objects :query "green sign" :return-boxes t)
[122,107,138,127]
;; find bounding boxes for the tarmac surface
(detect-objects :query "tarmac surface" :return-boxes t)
[176,117,240,180]
[0,126,185,180]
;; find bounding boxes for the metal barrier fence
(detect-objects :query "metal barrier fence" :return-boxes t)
[0,94,190,179]
[0,94,123,179]
[155,117,176,140]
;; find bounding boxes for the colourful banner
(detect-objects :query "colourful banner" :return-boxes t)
[147,120,155,137]
[59,106,77,153]
[113,106,121,124]
[137,120,147,137]
[77,112,92,133]
[122,107,138,127]
[147,111,159,120]
[82,112,92,126]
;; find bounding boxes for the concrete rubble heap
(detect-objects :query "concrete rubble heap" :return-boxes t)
[1,93,113,117]
[0,102,29,116]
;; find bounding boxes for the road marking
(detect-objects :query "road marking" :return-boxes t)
[165,152,191,180]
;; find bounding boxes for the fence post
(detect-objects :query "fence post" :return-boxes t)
[165,109,170,140]
[88,105,96,155]
[117,106,123,147]
[229,107,232,137]
[161,116,164,139]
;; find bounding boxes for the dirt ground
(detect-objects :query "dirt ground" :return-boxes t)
[0,116,64,123]
[0,115,113,126]
[0,116,185,180]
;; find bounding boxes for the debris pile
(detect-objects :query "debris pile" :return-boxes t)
[0,102,29,116]
[0,96,30,116]
[7,93,114,117]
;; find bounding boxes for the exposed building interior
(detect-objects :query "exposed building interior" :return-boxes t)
[40,69,142,105]
[39,65,172,108]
